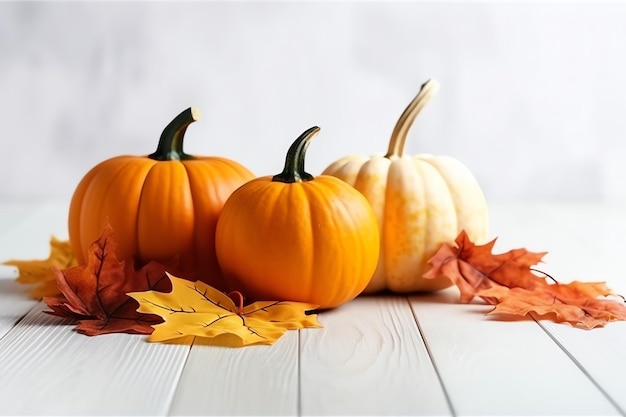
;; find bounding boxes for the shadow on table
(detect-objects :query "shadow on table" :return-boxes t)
[397,287,540,324]
[355,287,463,304]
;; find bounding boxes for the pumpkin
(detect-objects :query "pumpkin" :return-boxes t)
[322,79,489,293]
[215,126,380,309]
[68,107,255,287]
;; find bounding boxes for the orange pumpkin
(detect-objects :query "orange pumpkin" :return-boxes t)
[215,127,380,309]
[68,107,254,287]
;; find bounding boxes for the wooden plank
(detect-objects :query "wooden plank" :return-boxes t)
[410,290,620,416]
[487,203,626,297]
[538,320,626,414]
[0,201,623,416]
[539,204,626,414]
[0,279,37,339]
[487,203,626,292]
[528,203,626,293]
[489,203,626,414]
[0,202,69,339]
[169,332,299,416]
[0,302,190,416]
[446,203,626,414]
[300,295,451,416]
[0,202,192,415]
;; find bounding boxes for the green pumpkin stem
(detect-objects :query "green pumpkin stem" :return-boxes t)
[148,107,200,161]
[272,126,320,183]
[385,79,439,158]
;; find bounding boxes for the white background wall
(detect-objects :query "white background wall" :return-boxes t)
[1,1,626,204]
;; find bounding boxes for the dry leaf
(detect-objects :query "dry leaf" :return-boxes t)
[129,274,322,347]
[3,237,78,298]
[44,222,171,336]
[423,230,548,303]
[424,230,626,329]
[479,284,626,329]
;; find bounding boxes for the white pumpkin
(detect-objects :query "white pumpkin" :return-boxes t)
[322,79,489,293]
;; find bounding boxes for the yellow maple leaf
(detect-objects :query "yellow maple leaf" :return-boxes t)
[129,274,322,347]
[3,237,77,299]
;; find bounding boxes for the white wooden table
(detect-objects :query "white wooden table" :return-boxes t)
[1,201,625,416]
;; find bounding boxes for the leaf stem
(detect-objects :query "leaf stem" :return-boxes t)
[530,268,559,284]
[228,291,245,315]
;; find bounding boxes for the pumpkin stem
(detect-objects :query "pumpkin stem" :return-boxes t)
[148,107,200,161]
[385,79,439,158]
[272,126,320,183]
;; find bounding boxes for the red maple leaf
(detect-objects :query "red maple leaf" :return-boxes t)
[44,222,172,335]
[424,230,626,329]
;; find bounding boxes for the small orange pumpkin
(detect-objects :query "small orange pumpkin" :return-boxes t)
[215,127,380,309]
[68,107,254,287]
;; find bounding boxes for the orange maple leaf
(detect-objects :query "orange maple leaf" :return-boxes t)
[424,230,626,329]
[423,230,548,303]
[4,237,77,298]
[479,284,626,329]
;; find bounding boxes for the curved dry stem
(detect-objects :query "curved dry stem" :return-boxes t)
[530,268,559,284]
[228,291,245,315]
[385,79,440,158]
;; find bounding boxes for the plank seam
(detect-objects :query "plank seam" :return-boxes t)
[407,296,457,417]
[297,328,302,417]
[534,316,626,417]
[165,337,196,417]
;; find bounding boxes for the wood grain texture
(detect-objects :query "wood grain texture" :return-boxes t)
[0,202,67,339]
[410,290,620,416]
[538,320,626,415]
[488,203,626,294]
[169,332,299,416]
[0,279,37,340]
[489,203,626,414]
[300,295,451,416]
[0,303,190,416]
[2,201,626,416]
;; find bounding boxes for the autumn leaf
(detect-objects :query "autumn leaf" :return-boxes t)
[424,230,626,329]
[479,284,626,329]
[129,274,322,347]
[3,237,78,298]
[424,230,548,304]
[43,222,172,336]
